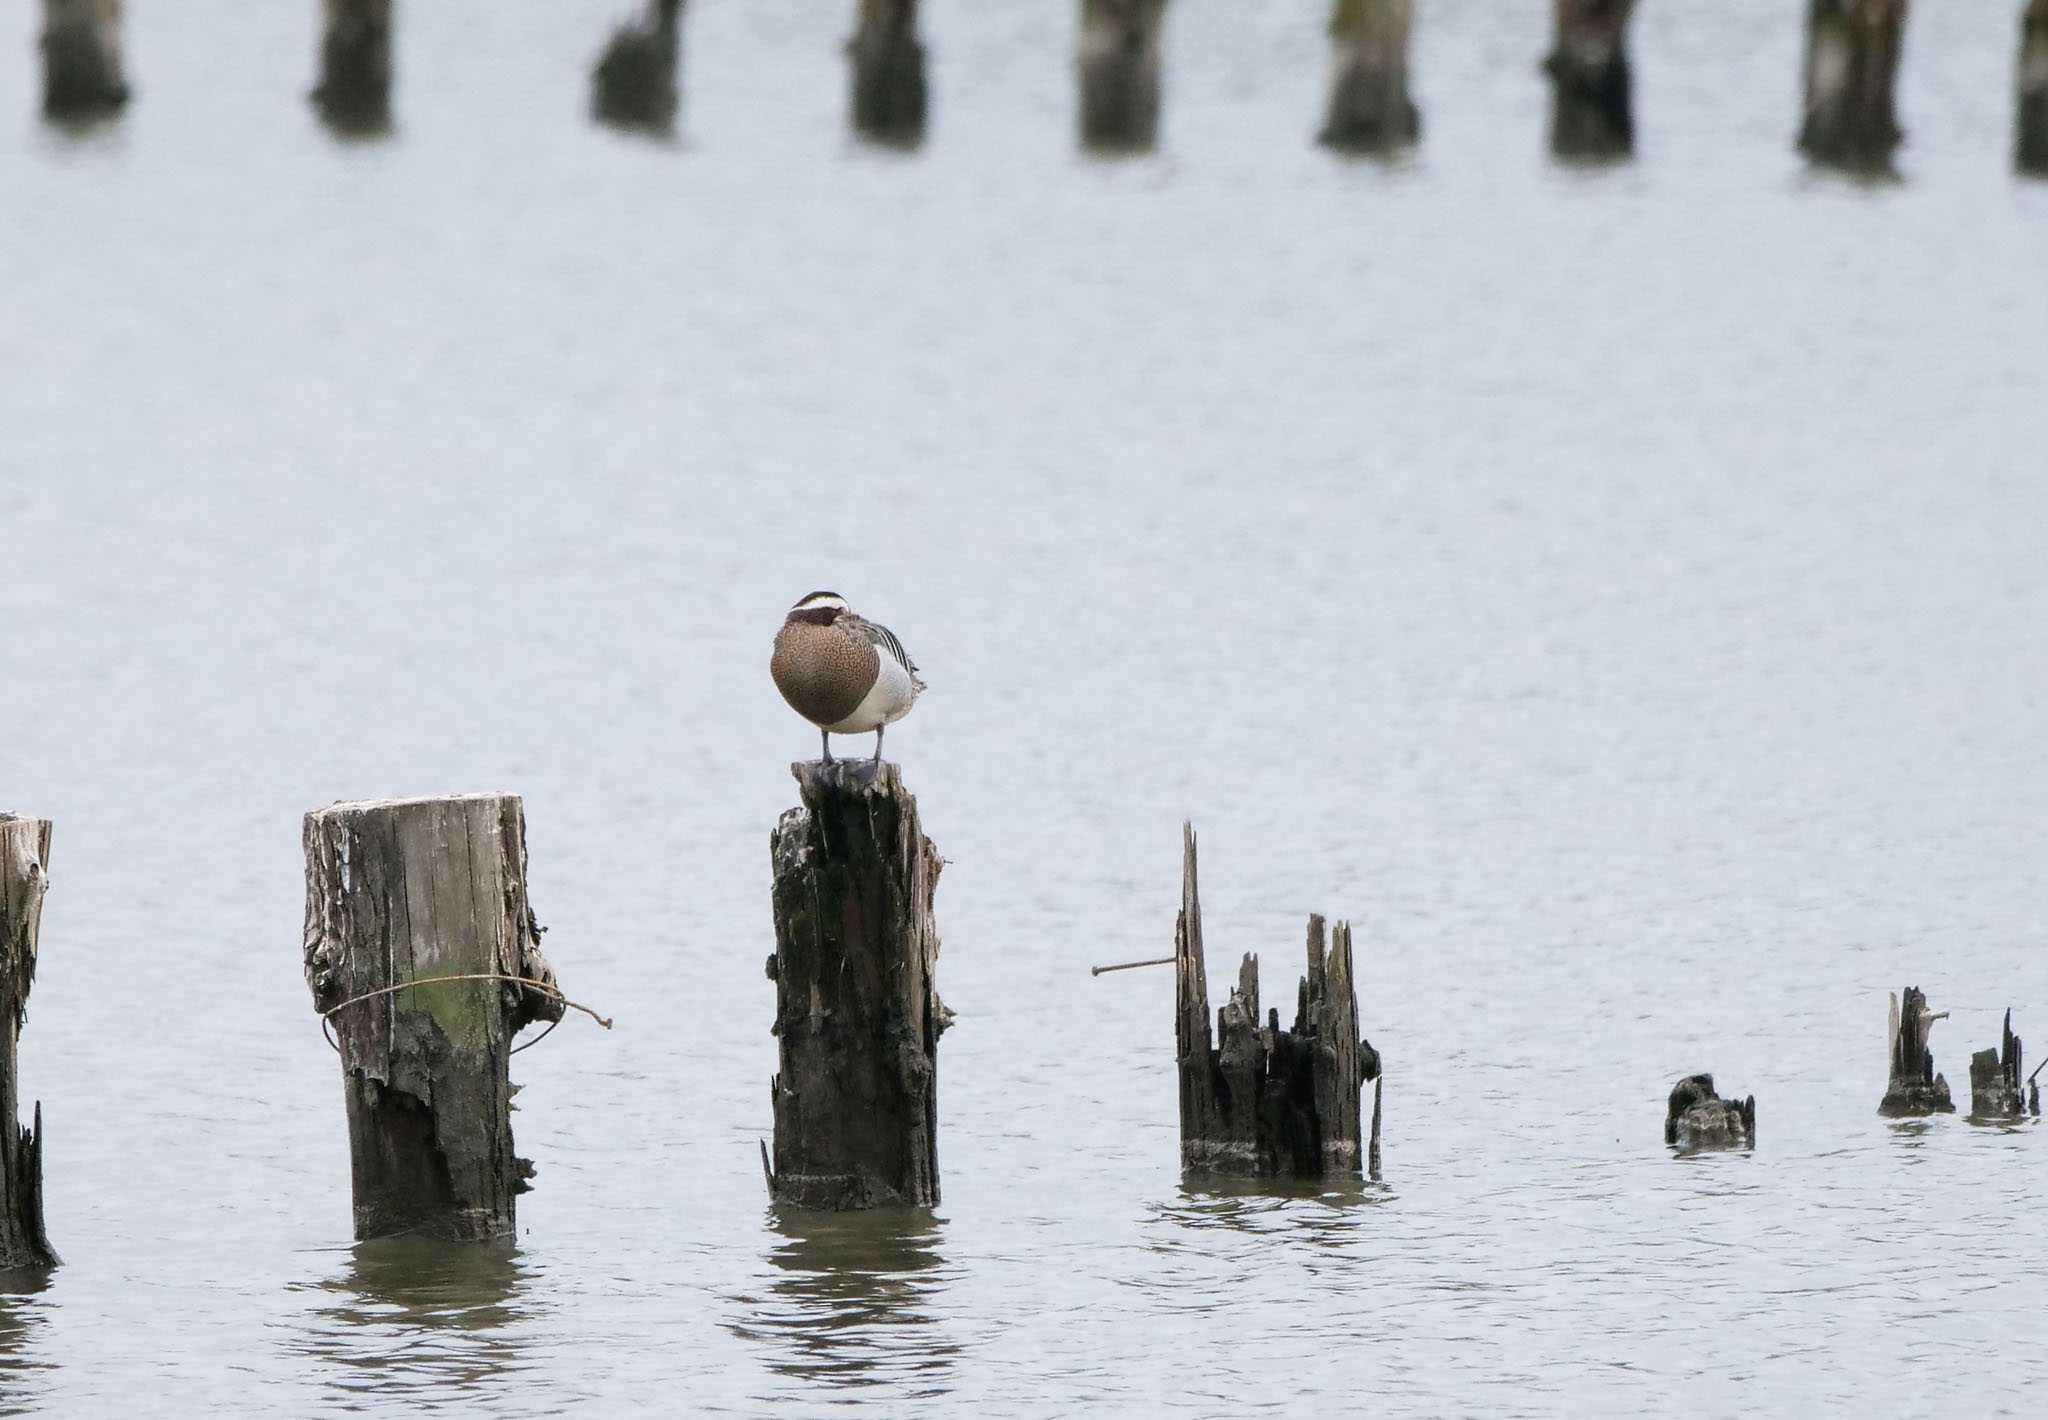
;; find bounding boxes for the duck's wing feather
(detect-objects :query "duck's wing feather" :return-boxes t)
[861,620,926,691]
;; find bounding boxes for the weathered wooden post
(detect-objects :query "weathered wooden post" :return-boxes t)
[2020,0,2048,174]
[312,0,393,135]
[1663,1073,1756,1151]
[1545,0,1636,158]
[0,817,57,1271]
[1799,0,1908,170]
[1879,986,1953,1116]
[1174,825,1380,1179]
[1078,0,1167,151]
[849,0,927,146]
[593,0,684,135]
[303,795,565,1241]
[41,0,128,120]
[1967,1010,2030,1120]
[1319,0,1419,154]
[765,762,947,1209]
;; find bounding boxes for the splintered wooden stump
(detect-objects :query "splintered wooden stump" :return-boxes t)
[1879,986,1954,1117]
[593,0,683,134]
[2021,0,2048,175]
[1078,0,1166,151]
[1968,1010,2029,1120]
[303,795,564,1241]
[41,0,128,120]
[1664,1073,1755,1151]
[313,0,394,135]
[849,0,927,146]
[1799,0,1908,170]
[1174,825,1380,1179]
[0,817,57,1270]
[1319,0,1420,153]
[766,761,946,1209]
[1545,0,1636,158]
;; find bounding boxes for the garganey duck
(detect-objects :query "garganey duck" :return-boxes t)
[770,591,926,766]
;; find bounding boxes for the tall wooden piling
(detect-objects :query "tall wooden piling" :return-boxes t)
[1078,0,1167,152]
[593,0,684,135]
[313,0,394,135]
[1318,0,1420,154]
[41,0,128,121]
[1174,825,1380,1179]
[303,794,564,1241]
[1799,0,1908,170]
[765,761,947,1210]
[1879,986,1953,1117]
[1545,0,1636,158]
[849,0,927,147]
[2021,0,2048,174]
[0,818,57,1271]
[1967,1010,2028,1120]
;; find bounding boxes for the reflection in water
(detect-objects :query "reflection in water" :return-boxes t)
[726,1207,957,1393]
[287,1238,532,1407]
[0,1270,51,1418]
[1150,1174,1385,1253]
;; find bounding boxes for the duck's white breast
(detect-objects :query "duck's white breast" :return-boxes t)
[826,652,918,733]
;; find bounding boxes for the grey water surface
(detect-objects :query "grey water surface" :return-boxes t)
[3,1,2046,1415]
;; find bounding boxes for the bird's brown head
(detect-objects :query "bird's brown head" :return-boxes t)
[787,590,850,626]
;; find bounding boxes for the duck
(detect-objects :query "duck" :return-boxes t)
[770,591,926,766]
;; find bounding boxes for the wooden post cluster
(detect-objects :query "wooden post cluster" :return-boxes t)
[765,761,948,1210]
[40,0,128,121]
[1879,986,1953,1116]
[1319,0,1420,154]
[1173,825,1381,1179]
[593,0,684,135]
[1077,0,1167,152]
[0,817,57,1271]
[1664,1073,1755,1151]
[1800,0,1908,169]
[1967,1010,2033,1120]
[849,0,927,147]
[2021,0,2048,174]
[303,794,564,1241]
[1546,0,1637,159]
[313,0,394,135]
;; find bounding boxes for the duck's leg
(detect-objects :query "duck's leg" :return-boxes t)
[820,728,834,764]
[871,723,885,766]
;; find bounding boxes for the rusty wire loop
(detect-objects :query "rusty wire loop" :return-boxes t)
[318,972,613,1056]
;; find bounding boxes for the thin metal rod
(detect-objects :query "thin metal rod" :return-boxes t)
[1090,956,1175,977]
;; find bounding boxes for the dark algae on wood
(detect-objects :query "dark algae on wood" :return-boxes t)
[1664,1074,1755,1152]
[0,817,57,1271]
[766,761,948,1210]
[1967,1010,2033,1121]
[303,794,564,1241]
[1545,0,1636,159]
[1174,824,1381,1180]
[1879,986,1953,1117]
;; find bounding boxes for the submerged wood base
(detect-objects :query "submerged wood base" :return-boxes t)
[0,817,58,1270]
[767,761,947,1209]
[1174,825,1379,1179]
[304,794,563,1241]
